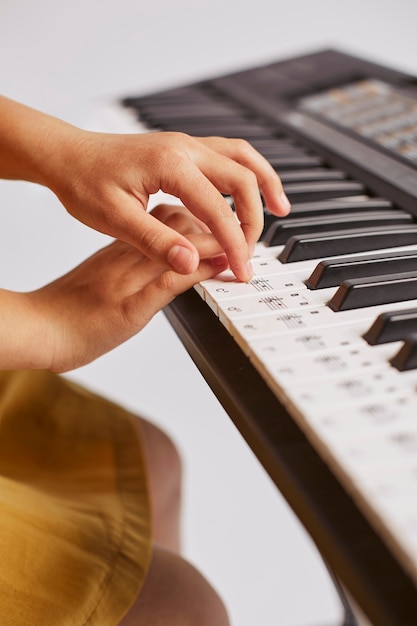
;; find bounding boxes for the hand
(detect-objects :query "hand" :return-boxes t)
[23,203,226,372]
[47,131,290,281]
[24,234,227,373]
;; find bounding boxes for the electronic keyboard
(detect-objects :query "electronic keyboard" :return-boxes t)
[120,49,417,626]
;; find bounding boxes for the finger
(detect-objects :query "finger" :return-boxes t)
[130,231,225,268]
[162,160,253,281]
[150,205,206,236]
[101,233,225,297]
[195,136,291,216]
[193,149,265,248]
[150,203,210,234]
[186,232,225,258]
[100,194,201,275]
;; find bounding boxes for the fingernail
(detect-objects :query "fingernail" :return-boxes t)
[279,191,291,214]
[167,245,197,273]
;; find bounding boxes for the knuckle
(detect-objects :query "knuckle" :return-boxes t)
[205,201,234,227]
[241,166,258,185]
[166,131,194,153]
[234,137,254,155]
[120,298,143,330]
[137,224,167,254]
[147,132,191,169]
[157,270,179,293]
[231,167,258,195]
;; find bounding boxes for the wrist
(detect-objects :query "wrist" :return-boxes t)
[0,290,54,371]
[0,96,86,189]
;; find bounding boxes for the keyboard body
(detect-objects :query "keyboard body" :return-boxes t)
[121,49,417,626]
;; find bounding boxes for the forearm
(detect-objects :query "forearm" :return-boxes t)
[0,96,83,187]
[0,289,51,370]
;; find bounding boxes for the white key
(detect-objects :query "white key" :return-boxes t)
[217,288,333,330]
[290,373,417,433]
[354,465,417,578]
[283,364,417,416]
[252,242,317,275]
[361,462,417,501]
[320,401,417,472]
[249,321,369,365]
[264,342,396,388]
[231,297,417,351]
[231,305,358,352]
[200,270,307,314]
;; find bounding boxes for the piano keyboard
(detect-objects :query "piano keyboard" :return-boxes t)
[120,49,417,619]
[197,238,417,580]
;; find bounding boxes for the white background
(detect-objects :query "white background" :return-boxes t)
[1,1,416,624]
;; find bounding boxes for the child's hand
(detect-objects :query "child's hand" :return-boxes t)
[25,203,228,372]
[48,131,290,282]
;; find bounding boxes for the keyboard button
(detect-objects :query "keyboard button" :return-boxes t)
[158,122,275,139]
[122,87,214,107]
[200,270,307,314]
[217,288,330,330]
[278,225,417,263]
[250,138,300,153]
[328,271,417,311]
[279,168,347,183]
[307,250,417,289]
[283,180,365,203]
[390,334,417,371]
[137,103,242,120]
[264,210,412,246]
[265,197,393,223]
[269,155,324,169]
[250,322,368,365]
[364,308,417,345]
[283,367,413,417]
[262,197,394,235]
[265,342,395,387]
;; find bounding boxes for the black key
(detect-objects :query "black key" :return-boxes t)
[279,225,417,263]
[363,308,417,345]
[250,139,299,153]
[122,87,214,107]
[147,115,250,129]
[328,271,417,312]
[160,122,274,139]
[269,155,324,170]
[279,169,347,184]
[307,249,417,289]
[390,334,417,371]
[254,144,303,157]
[283,180,365,203]
[137,102,239,118]
[264,210,412,247]
[266,198,393,221]
[144,112,246,125]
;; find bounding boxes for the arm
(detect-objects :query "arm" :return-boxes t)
[0,96,290,282]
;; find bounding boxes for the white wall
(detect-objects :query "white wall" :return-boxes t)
[1,1,416,624]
